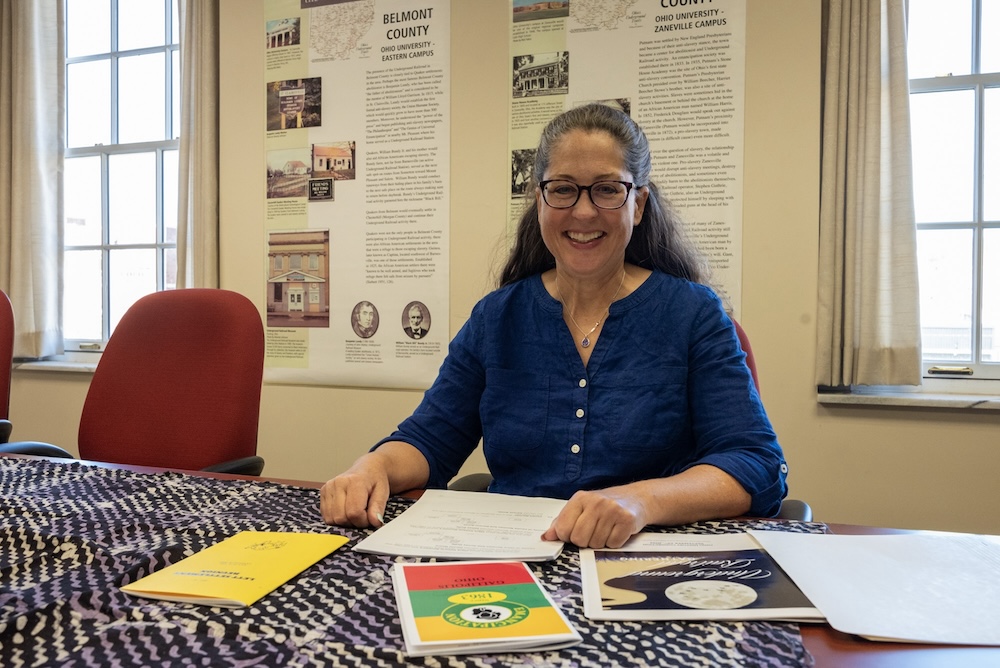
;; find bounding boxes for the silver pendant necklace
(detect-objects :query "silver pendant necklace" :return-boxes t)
[559,269,627,348]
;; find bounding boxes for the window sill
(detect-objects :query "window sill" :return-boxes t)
[818,384,1000,411]
[13,356,98,374]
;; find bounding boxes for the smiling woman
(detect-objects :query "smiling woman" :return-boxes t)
[320,103,789,550]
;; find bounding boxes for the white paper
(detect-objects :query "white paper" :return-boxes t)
[580,532,823,622]
[354,489,567,561]
[748,530,1000,645]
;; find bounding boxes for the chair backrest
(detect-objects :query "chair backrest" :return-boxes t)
[731,318,760,392]
[0,290,14,420]
[78,289,264,470]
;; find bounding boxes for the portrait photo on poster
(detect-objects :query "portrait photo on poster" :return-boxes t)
[352,300,379,339]
[402,301,431,340]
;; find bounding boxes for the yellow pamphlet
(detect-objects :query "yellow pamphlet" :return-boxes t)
[121,531,348,608]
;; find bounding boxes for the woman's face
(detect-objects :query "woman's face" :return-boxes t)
[536,129,647,282]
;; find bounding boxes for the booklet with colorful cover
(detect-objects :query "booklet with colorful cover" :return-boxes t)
[121,531,349,608]
[392,560,581,657]
[579,532,824,622]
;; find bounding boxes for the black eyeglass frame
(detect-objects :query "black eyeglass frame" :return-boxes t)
[538,180,638,210]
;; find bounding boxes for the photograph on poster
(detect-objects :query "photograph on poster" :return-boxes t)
[512,0,569,23]
[510,148,535,198]
[265,17,300,49]
[352,300,379,339]
[512,51,568,98]
[266,229,331,329]
[309,178,334,201]
[402,301,431,340]
[312,141,356,180]
[266,148,312,199]
[266,77,322,130]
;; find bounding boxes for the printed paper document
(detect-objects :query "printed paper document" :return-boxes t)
[354,489,567,561]
[748,529,1000,645]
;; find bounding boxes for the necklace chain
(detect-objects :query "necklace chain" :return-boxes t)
[558,270,627,349]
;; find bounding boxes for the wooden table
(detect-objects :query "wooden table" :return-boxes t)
[4,453,998,667]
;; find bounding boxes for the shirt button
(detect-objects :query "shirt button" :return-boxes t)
[570,444,581,454]
[780,463,789,474]
[578,379,587,388]
[575,408,585,418]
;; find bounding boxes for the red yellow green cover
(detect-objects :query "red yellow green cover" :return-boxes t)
[392,560,581,656]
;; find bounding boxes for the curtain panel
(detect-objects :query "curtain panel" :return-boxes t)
[816,0,922,388]
[0,1,64,359]
[177,0,221,289]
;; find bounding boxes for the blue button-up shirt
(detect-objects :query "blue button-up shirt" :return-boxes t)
[377,271,788,517]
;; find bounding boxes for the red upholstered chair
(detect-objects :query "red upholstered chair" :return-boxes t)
[0,289,266,475]
[731,318,760,392]
[0,290,13,443]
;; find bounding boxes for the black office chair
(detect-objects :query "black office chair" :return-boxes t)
[447,319,814,523]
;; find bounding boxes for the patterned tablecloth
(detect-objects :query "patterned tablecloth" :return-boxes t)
[0,458,822,667]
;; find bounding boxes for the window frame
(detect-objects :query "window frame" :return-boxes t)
[908,0,1000,383]
[62,0,179,354]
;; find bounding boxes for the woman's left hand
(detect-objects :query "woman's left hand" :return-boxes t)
[541,488,647,549]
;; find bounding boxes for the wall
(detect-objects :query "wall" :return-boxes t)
[10,0,1000,534]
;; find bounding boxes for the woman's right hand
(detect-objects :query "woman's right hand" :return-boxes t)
[320,453,390,528]
[319,441,430,529]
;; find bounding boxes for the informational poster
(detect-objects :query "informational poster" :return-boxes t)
[263,0,450,389]
[508,0,746,313]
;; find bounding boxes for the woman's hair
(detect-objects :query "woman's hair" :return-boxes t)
[498,103,710,288]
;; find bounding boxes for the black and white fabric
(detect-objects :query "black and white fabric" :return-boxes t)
[0,458,822,667]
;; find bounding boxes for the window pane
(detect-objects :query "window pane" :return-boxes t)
[109,249,157,333]
[64,156,103,246]
[118,0,166,52]
[66,0,110,58]
[918,228,974,361]
[172,50,180,139]
[63,250,104,340]
[109,152,156,244]
[163,149,178,243]
[985,87,1000,221]
[984,229,1000,362]
[172,1,179,43]
[984,0,1000,74]
[910,90,975,223]
[907,0,972,78]
[67,60,111,148]
[163,247,177,290]
[119,53,166,144]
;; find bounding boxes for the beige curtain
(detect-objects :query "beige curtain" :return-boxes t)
[176,0,220,288]
[816,0,921,388]
[0,1,64,359]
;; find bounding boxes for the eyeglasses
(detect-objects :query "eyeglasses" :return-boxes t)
[538,180,637,210]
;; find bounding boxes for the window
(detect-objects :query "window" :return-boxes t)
[63,0,179,351]
[908,0,1000,381]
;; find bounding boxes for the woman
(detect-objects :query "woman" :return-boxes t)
[321,103,787,548]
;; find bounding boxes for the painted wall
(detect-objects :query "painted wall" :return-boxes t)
[10,0,1000,534]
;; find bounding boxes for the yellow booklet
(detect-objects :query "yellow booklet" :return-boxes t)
[121,531,348,608]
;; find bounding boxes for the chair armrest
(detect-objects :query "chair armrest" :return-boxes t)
[0,419,11,444]
[201,456,265,476]
[776,499,813,522]
[447,472,493,492]
[0,441,76,458]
